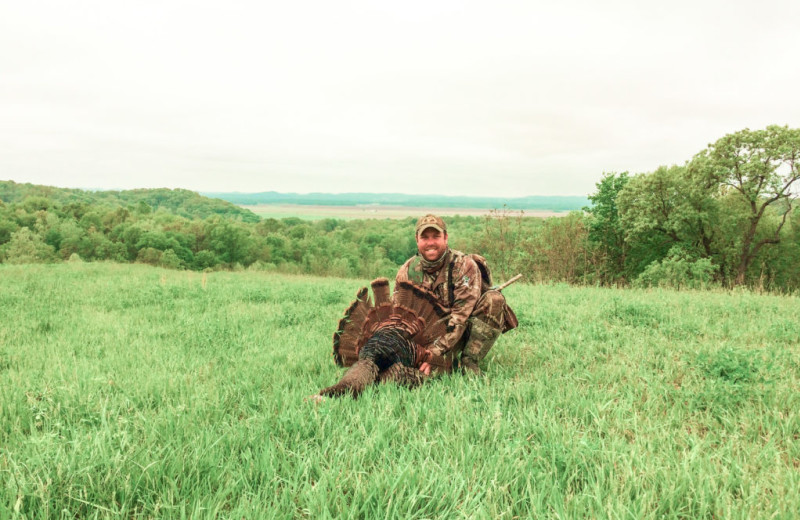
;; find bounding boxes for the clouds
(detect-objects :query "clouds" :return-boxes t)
[2,0,799,196]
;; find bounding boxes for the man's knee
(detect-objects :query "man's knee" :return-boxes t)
[472,290,506,329]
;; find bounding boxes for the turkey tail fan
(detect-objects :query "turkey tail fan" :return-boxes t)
[392,280,416,311]
[360,307,378,340]
[389,304,425,338]
[405,282,448,327]
[389,282,427,336]
[371,278,391,307]
[360,279,393,338]
[414,313,449,347]
[333,280,451,368]
[346,286,373,334]
[360,302,394,341]
[332,286,373,366]
[393,281,437,320]
[411,286,449,346]
[374,302,393,324]
[408,284,434,319]
[394,281,449,346]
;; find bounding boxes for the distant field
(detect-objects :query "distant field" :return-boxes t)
[242,203,567,220]
[2,263,798,518]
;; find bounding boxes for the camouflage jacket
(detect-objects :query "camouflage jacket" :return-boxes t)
[395,249,481,356]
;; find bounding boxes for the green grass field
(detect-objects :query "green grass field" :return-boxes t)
[1,263,798,518]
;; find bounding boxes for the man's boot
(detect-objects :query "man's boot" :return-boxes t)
[377,363,428,389]
[460,319,501,376]
[319,359,379,398]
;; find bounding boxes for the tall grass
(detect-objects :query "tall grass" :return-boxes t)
[1,264,798,518]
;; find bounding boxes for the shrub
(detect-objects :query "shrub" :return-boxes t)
[635,249,718,289]
[136,247,162,266]
[2,227,56,264]
[159,248,183,269]
[193,250,218,270]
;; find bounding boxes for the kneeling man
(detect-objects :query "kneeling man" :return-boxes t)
[396,214,515,375]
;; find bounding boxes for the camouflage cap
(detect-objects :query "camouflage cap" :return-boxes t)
[415,214,447,236]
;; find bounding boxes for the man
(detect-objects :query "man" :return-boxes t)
[396,214,514,375]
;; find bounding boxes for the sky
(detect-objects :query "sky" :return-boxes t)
[2,0,799,198]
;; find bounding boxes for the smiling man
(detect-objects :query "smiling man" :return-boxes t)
[396,214,513,375]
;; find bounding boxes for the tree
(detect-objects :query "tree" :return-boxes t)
[0,218,18,246]
[617,165,720,277]
[2,227,56,264]
[193,250,218,270]
[584,172,629,282]
[689,126,800,285]
[159,248,183,269]
[206,219,254,265]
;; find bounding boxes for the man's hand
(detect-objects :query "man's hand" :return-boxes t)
[417,348,433,375]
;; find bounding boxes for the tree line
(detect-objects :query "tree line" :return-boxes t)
[2,125,798,291]
[0,182,259,223]
[0,182,422,277]
[0,181,546,280]
[482,125,800,291]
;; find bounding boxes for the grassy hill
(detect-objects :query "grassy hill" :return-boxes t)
[0,180,260,223]
[1,263,798,518]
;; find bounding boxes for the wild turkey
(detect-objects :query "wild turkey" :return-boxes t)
[317,278,453,398]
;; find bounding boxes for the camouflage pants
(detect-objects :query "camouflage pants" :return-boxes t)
[457,290,506,364]
[471,290,507,330]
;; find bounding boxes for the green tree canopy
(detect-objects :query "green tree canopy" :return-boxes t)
[689,125,800,284]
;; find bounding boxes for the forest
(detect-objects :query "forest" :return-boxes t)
[2,126,798,291]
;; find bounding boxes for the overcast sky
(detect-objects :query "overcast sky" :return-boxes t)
[2,0,799,198]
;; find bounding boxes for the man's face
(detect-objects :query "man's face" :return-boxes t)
[416,228,448,262]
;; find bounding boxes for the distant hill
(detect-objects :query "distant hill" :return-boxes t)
[202,191,589,212]
[0,181,260,222]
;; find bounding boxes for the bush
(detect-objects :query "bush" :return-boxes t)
[159,249,183,269]
[136,247,162,266]
[2,227,56,264]
[635,250,718,289]
[193,250,218,270]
